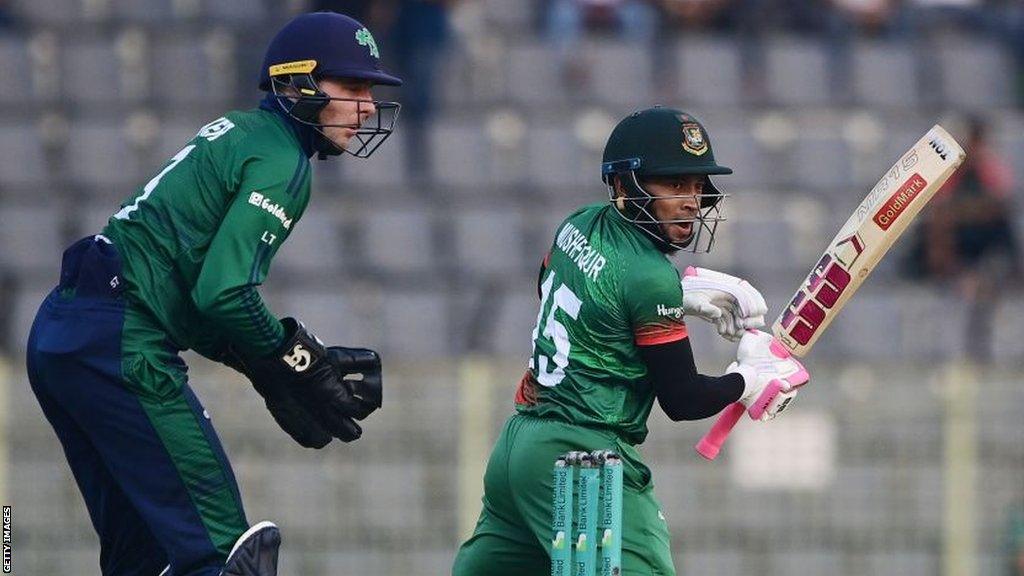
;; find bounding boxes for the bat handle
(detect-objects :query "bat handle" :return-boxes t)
[695,402,746,460]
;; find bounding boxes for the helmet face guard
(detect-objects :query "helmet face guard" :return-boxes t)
[269,72,401,159]
[602,158,727,253]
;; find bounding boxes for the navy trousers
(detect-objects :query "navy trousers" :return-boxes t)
[26,237,247,576]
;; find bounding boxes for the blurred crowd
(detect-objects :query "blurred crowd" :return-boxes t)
[906,117,1021,361]
[539,0,1024,102]
[0,0,1019,362]
[298,0,1024,184]
[540,0,1024,39]
[0,0,1019,360]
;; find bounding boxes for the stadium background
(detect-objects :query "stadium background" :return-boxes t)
[0,0,1022,574]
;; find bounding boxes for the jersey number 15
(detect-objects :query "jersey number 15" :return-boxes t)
[529,270,582,387]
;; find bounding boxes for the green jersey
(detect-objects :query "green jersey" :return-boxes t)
[103,109,312,359]
[516,203,689,444]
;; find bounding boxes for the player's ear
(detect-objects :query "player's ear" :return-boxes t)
[611,175,626,196]
[613,176,627,210]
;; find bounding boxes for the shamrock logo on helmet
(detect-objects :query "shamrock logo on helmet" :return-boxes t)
[355,27,379,59]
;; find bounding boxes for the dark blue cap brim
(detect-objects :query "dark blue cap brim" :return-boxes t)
[320,67,403,87]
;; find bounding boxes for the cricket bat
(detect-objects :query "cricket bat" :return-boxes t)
[695,124,966,461]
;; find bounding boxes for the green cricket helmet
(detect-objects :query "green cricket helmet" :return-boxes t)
[601,106,731,252]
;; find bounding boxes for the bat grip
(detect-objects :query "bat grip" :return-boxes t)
[695,402,745,460]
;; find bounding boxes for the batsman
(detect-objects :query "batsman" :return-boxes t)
[25,12,398,576]
[452,107,812,575]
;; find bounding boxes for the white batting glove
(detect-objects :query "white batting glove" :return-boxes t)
[681,266,768,341]
[727,330,810,421]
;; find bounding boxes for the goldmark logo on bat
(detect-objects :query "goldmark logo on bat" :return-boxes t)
[873,173,927,231]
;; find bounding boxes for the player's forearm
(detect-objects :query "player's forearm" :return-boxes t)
[193,285,286,358]
[639,337,744,421]
[655,371,745,421]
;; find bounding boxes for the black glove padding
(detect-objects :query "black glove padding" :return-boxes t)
[226,349,333,449]
[249,375,334,449]
[326,346,383,420]
[247,318,378,442]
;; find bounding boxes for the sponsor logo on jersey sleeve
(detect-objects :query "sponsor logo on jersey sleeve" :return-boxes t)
[249,191,293,229]
[656,303,685,319]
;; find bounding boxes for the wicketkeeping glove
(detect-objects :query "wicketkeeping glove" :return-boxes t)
[225,349,333,449]
[244,318,383,443]
[727,329,810,421]
[326,345,383,419]
[681,266,768,341]
[250,378,334,448]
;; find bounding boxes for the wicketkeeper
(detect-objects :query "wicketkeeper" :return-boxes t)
[452,107,811,575]
[25,12,398,576]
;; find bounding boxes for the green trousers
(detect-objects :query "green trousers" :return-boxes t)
[452,413,676,576]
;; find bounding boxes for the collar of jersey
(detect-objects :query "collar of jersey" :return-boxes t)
[259,93,318,158]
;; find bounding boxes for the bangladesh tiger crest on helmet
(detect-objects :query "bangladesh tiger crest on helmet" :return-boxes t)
[680,118,708,156]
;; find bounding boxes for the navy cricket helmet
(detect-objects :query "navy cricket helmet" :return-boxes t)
[601,106,731,253]
[260,12,402,159]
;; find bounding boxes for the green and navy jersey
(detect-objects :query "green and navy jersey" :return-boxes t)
[516,203,688,444]
[103,109,312,359]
